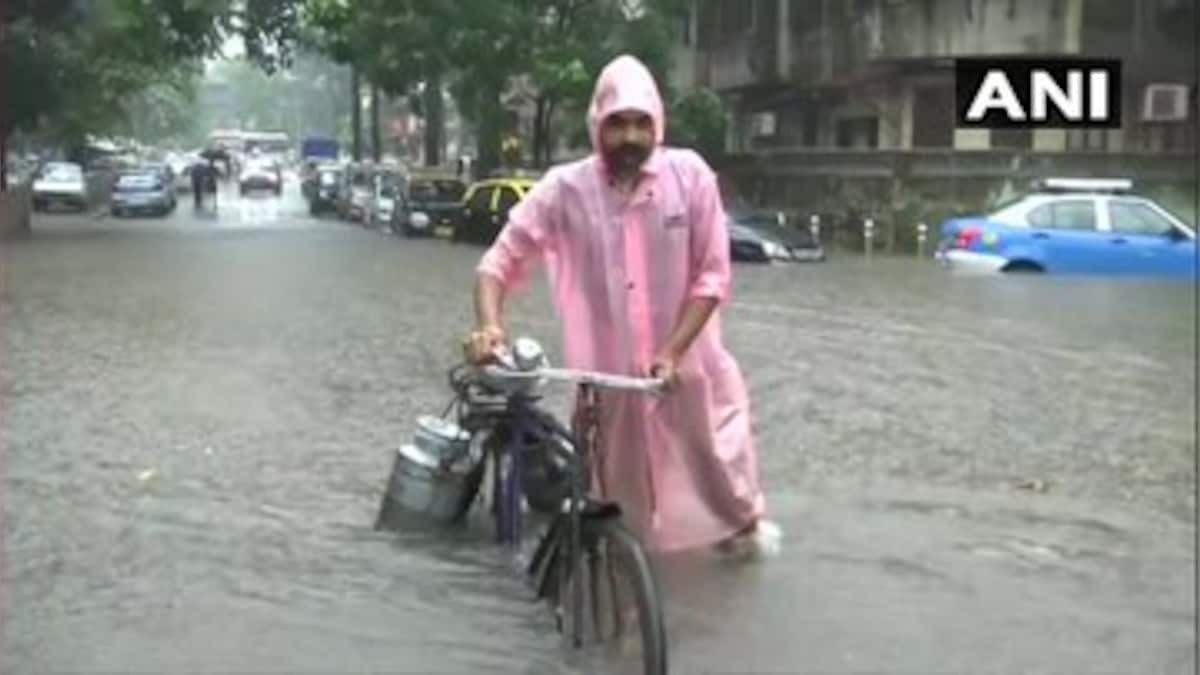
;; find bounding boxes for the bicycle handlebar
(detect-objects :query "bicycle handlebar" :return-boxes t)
[478,364,667,396]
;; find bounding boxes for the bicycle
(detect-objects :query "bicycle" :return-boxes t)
[446,337,669,675]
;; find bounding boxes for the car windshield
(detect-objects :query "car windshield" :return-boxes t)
[411,179,465,202]
[115,174,162,191]
[41,164,81,181]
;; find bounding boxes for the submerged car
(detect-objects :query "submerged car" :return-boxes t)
[110,171,174,217]
[394,176,467,238]
[937,178,1196,279]
[32,162,88,212]
[729,210,826,263]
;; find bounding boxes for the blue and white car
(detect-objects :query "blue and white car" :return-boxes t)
[937,178,1196,279]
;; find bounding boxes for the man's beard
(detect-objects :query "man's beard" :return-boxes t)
[604,142,651,178]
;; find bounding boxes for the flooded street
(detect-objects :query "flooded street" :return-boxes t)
[2,183,1194,674]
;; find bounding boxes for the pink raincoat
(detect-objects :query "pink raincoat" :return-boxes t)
[477,55,765,552]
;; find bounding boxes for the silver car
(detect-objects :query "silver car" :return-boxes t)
[32,162,88,212]
[110,172,174,217]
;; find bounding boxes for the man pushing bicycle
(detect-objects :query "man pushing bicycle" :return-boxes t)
[465,54,781,560]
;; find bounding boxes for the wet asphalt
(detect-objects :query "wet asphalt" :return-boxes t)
[2,177,1195,674]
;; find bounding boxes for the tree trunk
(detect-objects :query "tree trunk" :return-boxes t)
[370,83,382,163]
[475,80,504,178]
[1,131,8,192]
[531,97,547,169]
[541,99,557,166]
[350,65,362,161]
[423,72,444,167]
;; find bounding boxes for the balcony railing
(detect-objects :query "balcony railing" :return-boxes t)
[717,148,1193,183]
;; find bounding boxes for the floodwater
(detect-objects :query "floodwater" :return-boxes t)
[2,180,1194,674]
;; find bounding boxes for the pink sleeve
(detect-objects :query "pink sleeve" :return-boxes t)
[688,165,732,304]
[475,174,557,292]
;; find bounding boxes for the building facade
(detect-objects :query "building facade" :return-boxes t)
[672,0,1195,243]
[677,0,1195,155]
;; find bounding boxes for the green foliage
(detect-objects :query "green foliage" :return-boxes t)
[1,0,300,147]
[301,0,690,171]
[667,88,728,162]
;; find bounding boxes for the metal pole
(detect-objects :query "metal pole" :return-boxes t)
[863,218,874,259]
[917,222,928,258]
[809,214,820,245]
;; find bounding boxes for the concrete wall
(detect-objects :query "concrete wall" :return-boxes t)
[717,148,1195,252]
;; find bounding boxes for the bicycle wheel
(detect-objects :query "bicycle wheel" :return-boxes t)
[556,518,668,675]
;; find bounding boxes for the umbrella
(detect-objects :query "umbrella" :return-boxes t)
[199,147,230,161]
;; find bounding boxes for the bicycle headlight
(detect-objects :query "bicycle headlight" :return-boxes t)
[513,336,549,371]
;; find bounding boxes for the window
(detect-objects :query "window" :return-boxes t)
[1027,200,1098,230]
[991,128,1033,150]
[1108,201,1176,236]
[801,111,819,147]
[466,186,493,212]
[912,85,955,148]
[496,187,520,216]
[1066,129,1110,151]
[836,117,879,148]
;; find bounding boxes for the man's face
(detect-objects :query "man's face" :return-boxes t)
[600,110,654,176]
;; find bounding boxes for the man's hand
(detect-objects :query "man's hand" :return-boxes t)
[464,325,506,365]
[647,351,681,392]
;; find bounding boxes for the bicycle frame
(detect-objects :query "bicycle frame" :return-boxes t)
[483,385,595,548]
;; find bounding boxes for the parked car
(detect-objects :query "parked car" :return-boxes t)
[365,167,404,230]
[31,162,88,212]
[393,176,467,238]
[138,163,177,210]
[936,178,1196,279]
[304,164,342,215]
[238,157,283,196]
[110,171,174,217]
[335,163,373,223]
[453,177,537,244]
[729,210,826,263]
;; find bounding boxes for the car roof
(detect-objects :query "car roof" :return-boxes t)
[470,178,536,190]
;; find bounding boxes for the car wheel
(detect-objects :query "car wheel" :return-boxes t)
[1002,260,1044,274]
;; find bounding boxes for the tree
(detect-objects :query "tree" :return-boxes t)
[1,0,301,187]
[667,87,728,163]
[523,0,689,166]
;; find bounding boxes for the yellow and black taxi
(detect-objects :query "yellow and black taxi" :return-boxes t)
[451,175,538,245]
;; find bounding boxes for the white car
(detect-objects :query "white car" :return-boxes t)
[238,158,282,196]
[32,162,88,212]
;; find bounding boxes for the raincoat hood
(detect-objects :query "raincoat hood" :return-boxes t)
[586,55,666,155]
